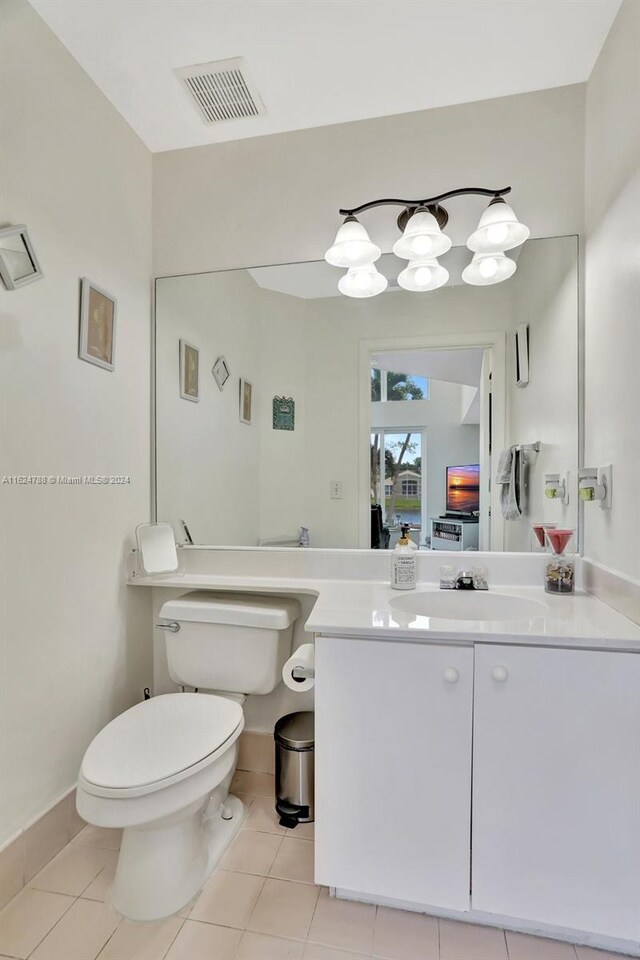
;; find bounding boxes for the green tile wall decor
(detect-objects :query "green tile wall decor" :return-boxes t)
[273,396,295,430]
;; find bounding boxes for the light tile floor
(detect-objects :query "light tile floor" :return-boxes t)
[0,773,635,960]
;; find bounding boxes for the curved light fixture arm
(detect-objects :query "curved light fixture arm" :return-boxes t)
[338,186,511,217]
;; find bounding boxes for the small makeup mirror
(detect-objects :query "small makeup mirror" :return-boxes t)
[135,522,180,575]
[0,225,43,290]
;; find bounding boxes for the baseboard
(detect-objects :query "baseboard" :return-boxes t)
[0,787,86,909]
[582,558,640,626]
[237,730,275,775]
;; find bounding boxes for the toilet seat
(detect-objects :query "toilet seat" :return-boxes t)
[80,693,242,799]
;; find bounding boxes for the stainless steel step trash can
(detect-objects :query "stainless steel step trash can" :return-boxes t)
[274,711,314,828]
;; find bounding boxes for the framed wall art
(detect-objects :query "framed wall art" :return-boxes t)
[212,355,230,391]
[273,396,295,431]
[179,339,200,401]
[239,378,253,424]
[78,278,116,371]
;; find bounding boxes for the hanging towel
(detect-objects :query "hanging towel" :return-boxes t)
[495,446,523,520]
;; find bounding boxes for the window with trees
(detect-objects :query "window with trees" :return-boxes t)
[371,369,429,402]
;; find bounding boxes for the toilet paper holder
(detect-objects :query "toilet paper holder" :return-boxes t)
[291,666,315,680]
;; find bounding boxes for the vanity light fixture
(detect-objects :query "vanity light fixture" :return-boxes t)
[392,207,452,260]
[338,263,388,298]
[397,258,449,292]
[325,217,381,268]
[467,198,530,254]
[462,251,517,286]
[325,186,529,297]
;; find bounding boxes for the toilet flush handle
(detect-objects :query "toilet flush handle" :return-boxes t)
[156,621,180,633]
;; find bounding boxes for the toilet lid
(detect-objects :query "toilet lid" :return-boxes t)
[81,693,243,790]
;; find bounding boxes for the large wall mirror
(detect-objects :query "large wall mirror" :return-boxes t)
[154,235,580,552]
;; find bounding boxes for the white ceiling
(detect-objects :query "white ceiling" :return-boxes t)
[29,0,620,153]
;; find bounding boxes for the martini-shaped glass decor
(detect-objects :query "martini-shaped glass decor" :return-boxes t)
[544,528,575,594]
[531,521,556,552]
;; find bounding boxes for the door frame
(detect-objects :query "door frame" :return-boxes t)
[358,332,506,550]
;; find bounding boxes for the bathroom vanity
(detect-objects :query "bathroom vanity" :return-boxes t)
[132,547,640,956]
[315,636,639,947]
[305,582,640,954]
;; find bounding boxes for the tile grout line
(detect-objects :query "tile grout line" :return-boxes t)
[24,847,117,960]
[24,888,89,959]
[158,915,187,960]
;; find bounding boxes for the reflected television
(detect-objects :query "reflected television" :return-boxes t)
[446,464,480,516]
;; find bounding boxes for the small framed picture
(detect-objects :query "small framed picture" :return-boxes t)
[179,339,199,402]
[78,278,116,371]
[239,378,253,424]
[212,355,230,391]
[273,396,295,431]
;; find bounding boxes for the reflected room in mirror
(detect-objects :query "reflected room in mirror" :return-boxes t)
[155,235,579,552]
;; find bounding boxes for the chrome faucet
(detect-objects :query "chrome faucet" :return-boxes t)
[456,569,489,590]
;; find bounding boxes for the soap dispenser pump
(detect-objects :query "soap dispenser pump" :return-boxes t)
[391,525,417,591]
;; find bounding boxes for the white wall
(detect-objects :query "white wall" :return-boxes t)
[584,0,640,581]
[153,85,585,277]
[504,237,580,551]
[0,0,152,845]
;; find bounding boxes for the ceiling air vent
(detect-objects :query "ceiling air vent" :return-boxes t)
[175,58,266,125]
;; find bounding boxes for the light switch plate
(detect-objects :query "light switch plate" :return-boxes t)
[330,480,343,500]
[597,464,612,509]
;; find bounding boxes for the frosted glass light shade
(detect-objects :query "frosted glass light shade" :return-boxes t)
[393,209,452,260]
[462,252,517,286]
[467,200,530,253]
[325,217,381,267]
[397,258,449,292]
[338,264,388,298]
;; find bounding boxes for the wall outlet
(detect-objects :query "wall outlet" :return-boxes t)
[596,464,612,509]
[330,480,343,500]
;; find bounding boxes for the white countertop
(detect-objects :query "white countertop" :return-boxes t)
[129,571,640,652]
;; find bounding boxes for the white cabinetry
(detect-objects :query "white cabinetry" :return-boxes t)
[315,635,640,946]
[472,644,640,941]
[315,636,473,911]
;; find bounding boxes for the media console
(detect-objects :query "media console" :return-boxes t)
[430,517,479,551]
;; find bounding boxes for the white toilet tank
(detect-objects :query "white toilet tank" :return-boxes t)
[158,591,300,694]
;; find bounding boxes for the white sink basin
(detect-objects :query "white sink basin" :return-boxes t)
[389,591,548,622]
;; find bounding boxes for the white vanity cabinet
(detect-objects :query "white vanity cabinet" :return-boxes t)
[315,634,640,947]
[472,644,640,942]
[314,636,474,911]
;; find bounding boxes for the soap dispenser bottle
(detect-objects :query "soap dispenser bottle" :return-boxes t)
[391,525,417,590]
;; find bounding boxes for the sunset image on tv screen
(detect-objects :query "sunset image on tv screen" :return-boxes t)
[446,464,480,512]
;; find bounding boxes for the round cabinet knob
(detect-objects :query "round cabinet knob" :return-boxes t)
[443,667,459,684]
[492,665,509,682]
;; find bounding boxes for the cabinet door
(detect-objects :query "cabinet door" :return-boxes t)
[315,636,473,911]
[473,644,640,941]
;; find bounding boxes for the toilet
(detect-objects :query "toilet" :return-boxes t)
[76,591,300,921]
